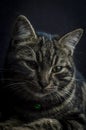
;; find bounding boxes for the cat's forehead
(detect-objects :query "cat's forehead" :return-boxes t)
[32,37,66,65]
[34,33,58,50]
[15,36,66,59]
[34,35,63,56]
[37,39,55,62]
[12,34,67,65]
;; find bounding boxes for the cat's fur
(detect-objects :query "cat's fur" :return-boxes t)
[0,15,86,130]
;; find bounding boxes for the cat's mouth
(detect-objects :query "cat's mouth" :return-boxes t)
[29,85,58,98]
[44,85,57,91]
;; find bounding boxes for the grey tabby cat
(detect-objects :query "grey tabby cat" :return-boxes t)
[0,15,86,130]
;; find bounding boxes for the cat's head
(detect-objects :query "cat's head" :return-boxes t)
[4,15,83,104]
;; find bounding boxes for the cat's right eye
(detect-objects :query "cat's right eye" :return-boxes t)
[52,66,63,73]
[26,60,38,70]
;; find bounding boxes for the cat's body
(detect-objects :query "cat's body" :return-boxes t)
[0,15,86,130]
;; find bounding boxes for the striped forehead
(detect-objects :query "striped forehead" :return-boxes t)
[36,40,57,65]
[35,38,68,67]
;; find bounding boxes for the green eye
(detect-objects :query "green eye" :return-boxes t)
[52,66,63,73]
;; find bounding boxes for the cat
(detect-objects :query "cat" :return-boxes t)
[0,15,86,130]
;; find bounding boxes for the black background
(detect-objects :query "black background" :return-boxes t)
[0,0,86,78]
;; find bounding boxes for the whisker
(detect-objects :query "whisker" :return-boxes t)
[73,78,85,83]
[60,74,85,83]
[0,78,37,84]
[3,80,37,89]
[4,82,26,88]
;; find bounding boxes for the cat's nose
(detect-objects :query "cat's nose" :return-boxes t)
[38,80,49,88]
[38,71,50,88]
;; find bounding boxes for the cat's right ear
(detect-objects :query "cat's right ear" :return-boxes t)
[58,28,83,55]
[12,15,37,41]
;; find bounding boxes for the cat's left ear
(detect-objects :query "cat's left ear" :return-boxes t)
[12,15,37,41]
[59,28,83,55]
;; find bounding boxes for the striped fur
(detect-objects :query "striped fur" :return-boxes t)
[0,15,86,130]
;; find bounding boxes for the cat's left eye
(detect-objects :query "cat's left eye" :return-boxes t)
[26,60,38,70]
[52,66,63,73]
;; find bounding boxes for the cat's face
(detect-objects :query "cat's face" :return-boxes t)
[4,15,83,104]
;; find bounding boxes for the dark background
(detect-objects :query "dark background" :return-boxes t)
[0,0,86,78]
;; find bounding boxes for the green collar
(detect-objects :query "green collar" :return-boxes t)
[34,104,41,110]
